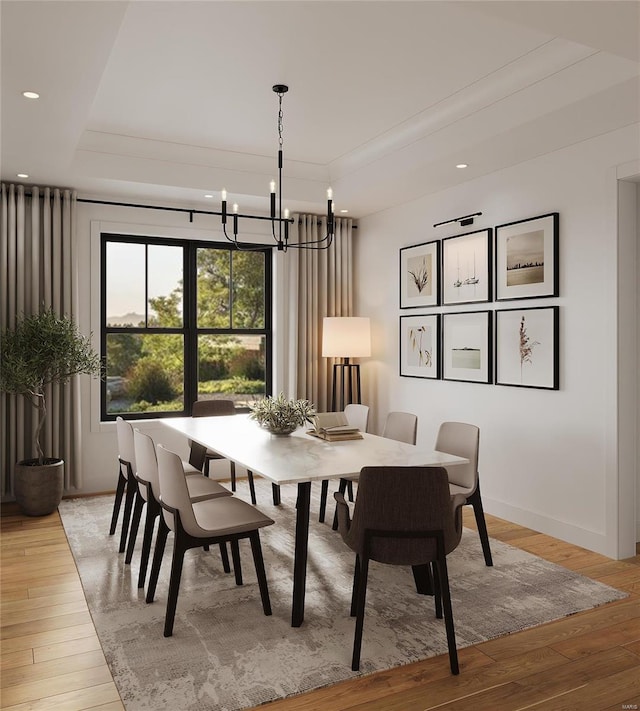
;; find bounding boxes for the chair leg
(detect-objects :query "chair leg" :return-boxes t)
[272,483,281,506]
[249,531,272,616]
[332,479,348,531]
[164,540,187,637]
[125,491,145,564]
[247,470,257,505]
[118,476,136,553]
[230,539,243,585]
[412,564,434,595]
[434,555,459,675]
[146,518,169,603]
[432,562,443,619]
[319,480,329,522]
[351,554,370,671]
[350,555,361,617]
[219,542,231,573]
[468,488,493,566]
[109,469,127,535]
[347,480,354,502]
[230,461,236,492]
[138,505,158,589]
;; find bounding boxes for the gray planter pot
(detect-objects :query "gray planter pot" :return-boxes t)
[14,458,64,516]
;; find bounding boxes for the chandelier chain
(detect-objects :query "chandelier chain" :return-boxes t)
[278,93,284,149]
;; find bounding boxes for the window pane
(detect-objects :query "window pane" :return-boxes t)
[148,245,183,327]
[197,249,231,328]
[197,334,265,408]
[232,251,265,328]
[106,243,145,326]
[106,333,184,414]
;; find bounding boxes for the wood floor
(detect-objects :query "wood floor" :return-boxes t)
[1,501,639,711]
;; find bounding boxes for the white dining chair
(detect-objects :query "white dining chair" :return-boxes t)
[146,444,275,637]
[318,404,371,523]
[435,421,493,566]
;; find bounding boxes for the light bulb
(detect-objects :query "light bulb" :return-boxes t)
[221,189,227,201]
[327,187,333,200]
[232,203,239,213]
[270,180,276,194]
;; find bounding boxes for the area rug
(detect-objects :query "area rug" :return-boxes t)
[59,479,627,711]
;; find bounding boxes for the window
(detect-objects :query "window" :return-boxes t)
[101,234,272,420]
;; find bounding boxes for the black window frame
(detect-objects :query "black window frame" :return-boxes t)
[100,232,273,421]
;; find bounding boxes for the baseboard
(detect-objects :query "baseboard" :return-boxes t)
[483,496,610,557]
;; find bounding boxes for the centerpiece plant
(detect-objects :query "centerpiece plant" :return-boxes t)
[249,392,315,435]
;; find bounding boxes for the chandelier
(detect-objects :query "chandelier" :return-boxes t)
[221,84,334,252]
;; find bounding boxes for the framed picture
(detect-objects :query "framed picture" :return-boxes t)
[400,240,440,308]
[400,314,440,379]
[442,311,492,384]
[495,212,559,301]
[495,306,559,389]
[442,228,492,305]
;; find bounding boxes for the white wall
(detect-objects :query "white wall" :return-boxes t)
[354,124,639,559]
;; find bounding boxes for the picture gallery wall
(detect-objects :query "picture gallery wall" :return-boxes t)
[399,212,559,390]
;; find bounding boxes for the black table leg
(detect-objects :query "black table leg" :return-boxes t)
[291,481,311,627]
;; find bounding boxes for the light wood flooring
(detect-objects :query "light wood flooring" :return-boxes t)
[1,500,639,711]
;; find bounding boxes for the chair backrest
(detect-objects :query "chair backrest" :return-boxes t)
[344,404,369,433]
[133,429,160,501]
[382,411,417,445]
[435,421,479,492]
[344,466,463,565]
[157,444,200,535]
[116,416,136,476]
[192,399,236,417]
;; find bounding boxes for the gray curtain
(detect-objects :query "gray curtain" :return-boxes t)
[1,184,82,496]
[288,214,353,412]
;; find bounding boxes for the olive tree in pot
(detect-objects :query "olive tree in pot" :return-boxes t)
[0,309,101,515]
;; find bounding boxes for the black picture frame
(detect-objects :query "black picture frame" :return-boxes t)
[495,306,559,389]
[399,314,441,379]
[442,228,492,305]
[399,240,440,308]
[442,310,493,384]
[495,212,559,301]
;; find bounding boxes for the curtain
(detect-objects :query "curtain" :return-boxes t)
[1,184,82,496]
[287,214,353,412]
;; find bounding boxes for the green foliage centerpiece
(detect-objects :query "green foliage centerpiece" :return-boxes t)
[249,393,315,435]
[0,309,101,515]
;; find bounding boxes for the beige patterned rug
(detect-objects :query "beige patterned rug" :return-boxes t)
[59,479,626,711]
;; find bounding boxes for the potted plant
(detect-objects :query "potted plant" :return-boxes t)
[249,392,315,435]
[0,308,101,515]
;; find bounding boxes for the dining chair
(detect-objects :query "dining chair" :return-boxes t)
[189,399,237,484]
[110,416,204,553]
[435,421,493,566]
[330,410,418,530]
[334,465,465,673]
[146,444,275,637]
[125,429,234,588]
[108,416,138,554]
[318,404,370,523]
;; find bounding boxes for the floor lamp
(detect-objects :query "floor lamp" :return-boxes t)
[322,317,371,412]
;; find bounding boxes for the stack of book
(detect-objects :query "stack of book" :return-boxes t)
[307,412,363,441]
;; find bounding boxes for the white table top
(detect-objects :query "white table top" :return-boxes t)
[162,414,468,485]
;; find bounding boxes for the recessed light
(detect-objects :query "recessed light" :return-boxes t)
[340,209,349,214]
[456,163,468,169]
[204,194,214,199]
[22,91,40,99]
[17,173,29,179]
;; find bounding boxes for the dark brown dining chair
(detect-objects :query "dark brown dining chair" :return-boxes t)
[334,465,465,673]
[331,410,418,530]
[147,444,275,637]
[435,421,493,566]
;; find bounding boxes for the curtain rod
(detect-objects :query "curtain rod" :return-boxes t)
[76,197,357,228]
[5,188,357,228]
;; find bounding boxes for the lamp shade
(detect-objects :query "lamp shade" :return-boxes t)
[322,317,371,358]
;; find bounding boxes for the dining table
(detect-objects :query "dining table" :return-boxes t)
[161,414,469,627]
